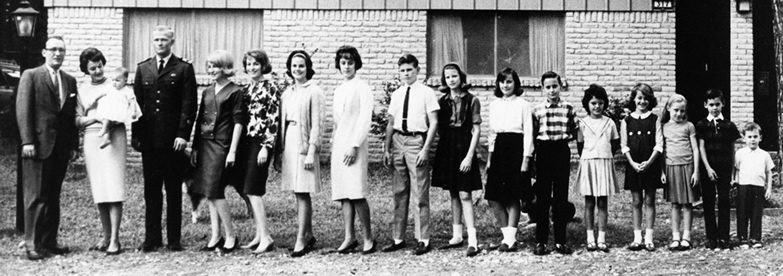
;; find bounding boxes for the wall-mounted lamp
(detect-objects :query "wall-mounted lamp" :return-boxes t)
[11,0,39,37]
[736,0,752,14]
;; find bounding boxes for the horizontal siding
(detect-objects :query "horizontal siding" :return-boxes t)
[46,0,654,10]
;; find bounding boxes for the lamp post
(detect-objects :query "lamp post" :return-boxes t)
[11,0,39,234]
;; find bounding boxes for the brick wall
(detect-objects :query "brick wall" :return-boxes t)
[263,10,428,161]
[730,0,754,126]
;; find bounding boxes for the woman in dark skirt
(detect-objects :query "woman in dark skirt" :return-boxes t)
[235,49,280,253]
[485,68,534,252]
[191,50,246,253]
[431,63,482,257]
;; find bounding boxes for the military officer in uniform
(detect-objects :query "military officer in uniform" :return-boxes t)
[132,25,197,252]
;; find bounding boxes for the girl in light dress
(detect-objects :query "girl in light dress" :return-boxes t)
[660,94,700,251]
[575,84,619,252]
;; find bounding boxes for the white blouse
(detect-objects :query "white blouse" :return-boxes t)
[487,95,534,157]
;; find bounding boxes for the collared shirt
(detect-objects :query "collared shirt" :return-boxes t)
[735,147,775,187]
[695,115,740,172]
[706,113,724,122]
[488,95,534,156]
[388,81,440,133]
[441,92,480,128]
[577,116,619,159]
[156,53,172,71]
[620,111,664,154]
[244,79,280,149]
[45,64,63,101]
[532,97,577,141]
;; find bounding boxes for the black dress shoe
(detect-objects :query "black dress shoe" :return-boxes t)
[381,241,406,252]
[466,246,480,257]
[167,243,184,251]
[26,249,48,261]
[438,240,464,250]
[718,239,733,250]
[43,245,71,255]
[220,238,240,253]
[337,240,359,254]
[138,241,163,253]
[498,242,518,252]
[554,243,573,255]
[201,238,224,252]
[361,240,377,255]
[533,243,550,256]
[413,242,430,255]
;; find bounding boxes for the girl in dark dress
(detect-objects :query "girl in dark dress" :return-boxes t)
[431,63,482,257]
[191,50,246,253]
[620,83,663,252]
[236,49,280,253]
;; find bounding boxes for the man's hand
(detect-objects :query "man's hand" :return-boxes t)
[415,148,429,167]
[173,138,187,152]
[21,145,36,158]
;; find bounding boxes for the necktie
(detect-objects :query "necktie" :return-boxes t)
[158,59,165,73]
[54,71,64,108]
[402,86,410,132]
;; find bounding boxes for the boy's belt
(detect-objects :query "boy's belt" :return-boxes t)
[395,130,425,136]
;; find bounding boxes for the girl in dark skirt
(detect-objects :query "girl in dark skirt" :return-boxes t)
[620,83,663,251]
[431,63,482,257]
[485,68,534,252]
[235,49,280,253]
[191,50,246,253]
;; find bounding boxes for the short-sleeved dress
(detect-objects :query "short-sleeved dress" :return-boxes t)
[77,79,128,203]
[432,92,483,193]
[236,80,280,197]
[281,81,324,193]
[331,77,373,200]
[623,113,663,191]
[663,120,699,203]
[192,81,246,199]
[576,116,619,196]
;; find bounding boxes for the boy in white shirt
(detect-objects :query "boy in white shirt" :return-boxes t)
[732,122,775,249]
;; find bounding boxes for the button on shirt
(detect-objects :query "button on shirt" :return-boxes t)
[620,111,664,154]
[488,95,534,157]
[695,113,740,172]
[388,81,439,133]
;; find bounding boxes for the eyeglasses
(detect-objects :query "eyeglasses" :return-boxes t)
[46,47,66,53]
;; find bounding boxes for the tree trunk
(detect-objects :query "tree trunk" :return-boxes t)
[772,1,783,185]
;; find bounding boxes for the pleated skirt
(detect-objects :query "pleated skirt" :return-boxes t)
[664,163,700,204]
[576,158,619,196]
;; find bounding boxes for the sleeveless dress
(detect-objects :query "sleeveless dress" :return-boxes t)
[431,92,482,193]
[623,113,663,191]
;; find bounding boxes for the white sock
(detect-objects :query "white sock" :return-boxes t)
[450,224,464,244]
[633,230,643,244]
[586,230,596,244]
[467,228,477,247]
[672,231,681,241]
[682,230,691,241]
[597,231,606,244]
[393,239,403,245]
[645,229,654,244]
[419,239,429,247]
[501,227,517,246]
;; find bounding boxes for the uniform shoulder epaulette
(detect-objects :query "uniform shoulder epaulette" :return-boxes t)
[138,57,153,65]
[179,57,192,64]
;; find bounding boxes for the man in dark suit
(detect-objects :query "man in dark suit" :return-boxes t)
[16,35,79,261]
[132,25,197,252]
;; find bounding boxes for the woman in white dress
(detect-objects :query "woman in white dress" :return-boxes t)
[330,46,375,254]
[75,48,132,255]
[280,50,324,257]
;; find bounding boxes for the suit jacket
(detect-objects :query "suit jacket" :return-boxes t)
[132,54,197,151]
[15,65,79,159]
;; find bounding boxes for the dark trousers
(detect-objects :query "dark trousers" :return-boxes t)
[736,185,764,241]
[22,139,70,249]
[534,140,571,244]
[701,177,731,241]
[142,150,185,245]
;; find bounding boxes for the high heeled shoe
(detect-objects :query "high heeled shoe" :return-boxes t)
[201,238,224,251]
[106,243,122,256]
[305,237,317,250]
[241,241,260,251]
[252,242,275,254]
[337,240,359,254]
[361,240,377,255]
[220,238,240,253]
